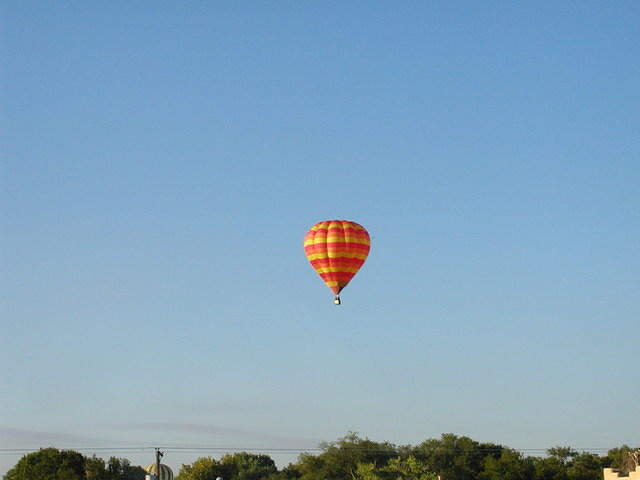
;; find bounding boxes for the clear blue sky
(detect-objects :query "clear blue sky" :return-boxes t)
[2,0,639,475]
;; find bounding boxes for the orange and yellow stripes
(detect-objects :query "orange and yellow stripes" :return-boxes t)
[304,220,371,296]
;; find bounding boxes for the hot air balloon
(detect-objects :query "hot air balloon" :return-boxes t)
[304,220,370,304]
[145,449,173,480]
[144,463,174,480]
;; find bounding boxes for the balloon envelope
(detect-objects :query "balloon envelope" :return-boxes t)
[304,220,370,298]
[144,464,174,480]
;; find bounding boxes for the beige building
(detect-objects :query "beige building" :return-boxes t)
[603,466,640,479]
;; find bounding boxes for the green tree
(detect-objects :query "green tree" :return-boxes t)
[354,462,378,480]
[353,456,438,480]
[85,456,109,480]
[354,456,439,480]
[546,448,578,466]
[382,456,438,480]
[412,433,503,480]
[218,453,277,480]
[5,448,86,480]
[176,453,277,480]
[566,453,606,480]
[176,456,223,480]
[605,446,639,475]
[273,463,302,480]
[297,433,398,480]
[479,449,534,480]
[532,456,568,480]
[106,458,146,480]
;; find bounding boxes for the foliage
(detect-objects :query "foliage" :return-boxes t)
[565,453,606,480]
[546,447,578,465]
[479,449,534,480]
[296,432,399,480]
[411,433,504,480]
[176,453,277,480]
[273,463,302,480]
[531,450,608,480]
[85,456,109,480]
[4,434,632,480]
[355,455,438,480]
[4,450,146,480]
[531,456,568,480]
[175,456,222,480]
[605,446,640,475]
[105,457,146,480]
[218,452,277,480]
[5,448,86,480]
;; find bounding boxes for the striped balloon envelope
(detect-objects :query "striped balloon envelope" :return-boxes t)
[304,220,371,304]
[145,464,174,480]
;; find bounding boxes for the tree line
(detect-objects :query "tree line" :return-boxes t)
[4,433,638,480]
[4,450,146,480]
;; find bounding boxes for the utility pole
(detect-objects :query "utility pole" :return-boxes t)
[155,448,163,480]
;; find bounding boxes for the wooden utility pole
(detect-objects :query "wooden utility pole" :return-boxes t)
[155,448,163,480]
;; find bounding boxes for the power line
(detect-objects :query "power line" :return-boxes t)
[0,445,620,456]
[0,446,323,456]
